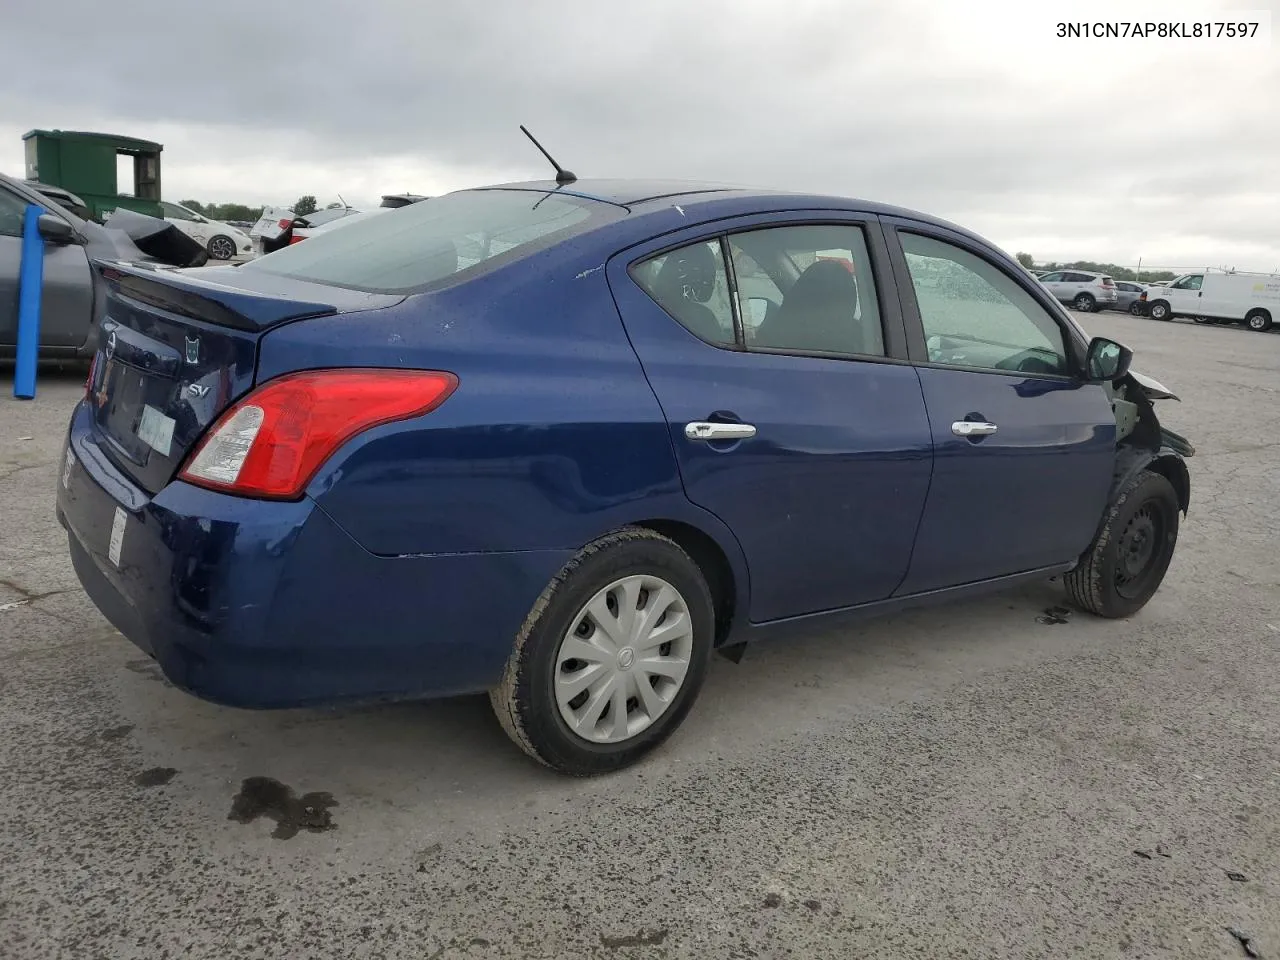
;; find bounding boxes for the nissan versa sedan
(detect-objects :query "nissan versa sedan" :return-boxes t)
[57,180,1193,775]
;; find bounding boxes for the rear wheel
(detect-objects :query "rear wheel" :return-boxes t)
[490,528,714,775]
[1065,470,1179,619]
[207,234,236,260]
[1148,300,1172,321]
[1246,309,1273,332]
[1073,293,1096,313]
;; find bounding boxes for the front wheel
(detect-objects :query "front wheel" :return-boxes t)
[1148,300,1172,321]
[207,234,237,260]
[1065,470,1180,619]
[1129,302,1145,316]
[490,528,715,775]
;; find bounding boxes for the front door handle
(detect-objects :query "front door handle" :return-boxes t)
[952,420,998,437]
[685,422,757,442]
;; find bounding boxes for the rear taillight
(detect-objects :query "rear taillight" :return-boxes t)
[277,219,292,230]
[1139,292,1148,301]
[288,233,306,245]
[179,369,458,500]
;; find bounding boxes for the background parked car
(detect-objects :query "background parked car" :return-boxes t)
[158,200,254,260]
[249,205,361,254]
[1037,270,1119,312]
[1110,280,1148,315]
[0,173,151,358]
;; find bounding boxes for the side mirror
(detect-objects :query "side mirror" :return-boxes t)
[1086,336,1132,382]
[37,214,77,245]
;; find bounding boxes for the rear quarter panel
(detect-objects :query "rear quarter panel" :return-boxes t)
[256,245,751,581]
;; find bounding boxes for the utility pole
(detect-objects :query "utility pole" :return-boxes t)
[1135,257,1142,282]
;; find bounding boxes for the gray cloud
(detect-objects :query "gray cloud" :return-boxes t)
[2,0,1277,268]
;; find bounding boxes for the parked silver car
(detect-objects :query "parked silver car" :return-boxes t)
[1110,280,1148,315]
[1037,269,1119,312]
[0,173,151,358]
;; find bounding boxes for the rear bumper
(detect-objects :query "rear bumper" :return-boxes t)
[57,401,571,708]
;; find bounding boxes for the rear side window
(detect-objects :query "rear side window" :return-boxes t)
[632,241,736,345]
[244,190,616,294]
[730,224,884,356]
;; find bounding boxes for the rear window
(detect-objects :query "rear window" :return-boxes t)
[243,190,615,294]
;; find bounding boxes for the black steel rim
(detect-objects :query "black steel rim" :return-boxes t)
[1114,499,1172,599]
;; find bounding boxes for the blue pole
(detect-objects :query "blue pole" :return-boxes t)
[13,203,45,400]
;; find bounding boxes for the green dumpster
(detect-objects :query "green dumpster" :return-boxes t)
[22,129,164,222]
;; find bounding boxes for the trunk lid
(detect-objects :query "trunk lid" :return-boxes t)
[88,261,402,495]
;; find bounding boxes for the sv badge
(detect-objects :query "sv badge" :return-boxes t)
[187,383,211,398]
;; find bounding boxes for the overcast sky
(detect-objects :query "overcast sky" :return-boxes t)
[3,0,1277,270]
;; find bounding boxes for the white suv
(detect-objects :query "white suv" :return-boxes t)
[1037,270,1119,313]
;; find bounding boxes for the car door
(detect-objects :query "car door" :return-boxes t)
[160,202,209,245]
[608,214,934,623]
[883,222,1115,594]
[1164,274,1204,315]
[0,182,93,349]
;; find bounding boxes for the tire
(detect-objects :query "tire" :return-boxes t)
[1128,302,1144,316]
[207,234,236,260]
[1073,293,1096,313]
[1148,300,1172,321]
[1065,469,1180,619]
[1246,309,1273,332]
[490,527,715,775]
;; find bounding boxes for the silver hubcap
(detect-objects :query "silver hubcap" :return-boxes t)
[555,575,694,744]
[209,237,234,259]
[1249,315,1265,329]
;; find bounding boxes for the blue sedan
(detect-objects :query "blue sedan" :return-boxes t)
[57,179,1193,775]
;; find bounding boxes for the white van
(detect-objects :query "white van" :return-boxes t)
[1145,268,1280,332]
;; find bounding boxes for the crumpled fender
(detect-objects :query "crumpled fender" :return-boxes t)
[1106,368,1193,516]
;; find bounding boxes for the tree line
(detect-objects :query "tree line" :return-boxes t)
[178,195,340,223]
[1015,252,1177,282]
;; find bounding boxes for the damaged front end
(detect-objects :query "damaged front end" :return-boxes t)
[1105,368,1193,514]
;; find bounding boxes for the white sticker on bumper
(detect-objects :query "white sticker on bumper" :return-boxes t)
[62,447,76,490]
[108,507,127,568]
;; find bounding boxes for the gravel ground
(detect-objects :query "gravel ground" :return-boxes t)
[2,313,1277,960]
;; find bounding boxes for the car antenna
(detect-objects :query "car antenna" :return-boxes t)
[337,193,349,210]
[519,125,577,185]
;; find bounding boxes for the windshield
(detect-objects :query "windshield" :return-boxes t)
[243,189,617,294]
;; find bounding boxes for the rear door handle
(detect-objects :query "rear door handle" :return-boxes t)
[952,421,998,437]
[685,422,757,441]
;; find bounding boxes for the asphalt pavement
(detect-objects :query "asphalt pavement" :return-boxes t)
[2,313,1278,959]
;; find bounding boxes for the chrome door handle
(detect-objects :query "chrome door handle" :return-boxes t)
[952,421,998,437]
[685,422,757,441]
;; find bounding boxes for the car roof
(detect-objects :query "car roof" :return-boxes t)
[469,178,980,239]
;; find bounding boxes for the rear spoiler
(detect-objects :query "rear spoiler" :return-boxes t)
[95,260,342,333]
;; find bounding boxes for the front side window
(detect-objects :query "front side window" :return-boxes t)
[1173,274,1204,291]
[632,241,736,345]
[244,190,615,294]
[1039,272,1063,283]
[728,224,884,356]
[900,232,1069,377]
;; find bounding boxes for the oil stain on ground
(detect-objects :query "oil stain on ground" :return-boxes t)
[134,766,177,787]
[228,776,338,840]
